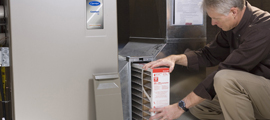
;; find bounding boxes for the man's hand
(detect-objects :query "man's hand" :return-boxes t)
[149,103,184,120]
[143,54,187,73]
[143,56,176,73]
[149,92,205,120]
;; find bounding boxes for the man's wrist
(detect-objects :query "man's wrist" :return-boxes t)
[168,55,177,62]
[178,100,189,112]
[174,103,185,114]
[173,54,187,66]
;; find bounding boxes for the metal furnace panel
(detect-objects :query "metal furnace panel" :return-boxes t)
[10,0,118,120]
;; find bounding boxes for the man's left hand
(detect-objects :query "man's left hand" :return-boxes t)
[149,103,184,120]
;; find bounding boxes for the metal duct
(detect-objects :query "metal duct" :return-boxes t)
[119,0,206,119]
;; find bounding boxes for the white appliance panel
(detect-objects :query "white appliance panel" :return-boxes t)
[10,0,117,120]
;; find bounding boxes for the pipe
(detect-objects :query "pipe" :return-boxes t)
[0,6,3,18]
[0,67,6,119]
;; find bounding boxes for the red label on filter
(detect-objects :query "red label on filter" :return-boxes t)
[151,67,170,117]
[153,68,169,73]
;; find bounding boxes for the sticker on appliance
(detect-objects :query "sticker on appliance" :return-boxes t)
[86,0,103,29]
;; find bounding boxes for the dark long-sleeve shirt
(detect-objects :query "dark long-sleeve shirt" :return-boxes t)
[185,2,270,100]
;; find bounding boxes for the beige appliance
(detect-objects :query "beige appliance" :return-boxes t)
[7,0,119,120]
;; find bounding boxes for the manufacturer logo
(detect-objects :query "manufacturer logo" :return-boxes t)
[89,1,101,6]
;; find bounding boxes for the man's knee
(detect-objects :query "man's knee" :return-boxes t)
[213,69,236,91]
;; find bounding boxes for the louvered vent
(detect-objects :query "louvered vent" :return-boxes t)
[131,64,151,120]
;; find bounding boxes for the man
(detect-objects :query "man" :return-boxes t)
[143,0,270,120]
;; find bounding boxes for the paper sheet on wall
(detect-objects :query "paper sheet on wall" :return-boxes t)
[174,0,203,25]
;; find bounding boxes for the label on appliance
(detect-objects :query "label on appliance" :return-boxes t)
[151,69,170,116]
[86,0,103,29]
[174,0,203,25]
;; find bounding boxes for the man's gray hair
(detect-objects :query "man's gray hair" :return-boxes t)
[202,0,245,15]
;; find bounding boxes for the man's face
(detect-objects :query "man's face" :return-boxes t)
[207,8,236,31]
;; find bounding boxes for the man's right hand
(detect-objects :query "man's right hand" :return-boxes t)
[143,54,188,73]
[142,55,176,73]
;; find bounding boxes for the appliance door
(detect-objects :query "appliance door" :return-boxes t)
[10,0,117,120]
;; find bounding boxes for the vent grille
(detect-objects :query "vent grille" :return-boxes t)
[131,64,152,120]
